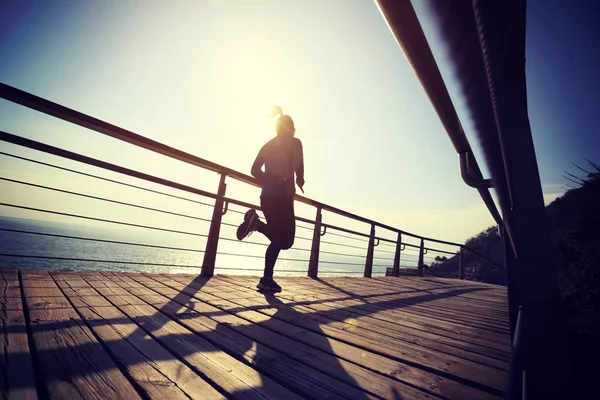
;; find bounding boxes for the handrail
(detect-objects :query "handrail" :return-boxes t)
[0,129,501,269]
[460,152,493,189]
[373,1,504,229]
[1,82,473,249]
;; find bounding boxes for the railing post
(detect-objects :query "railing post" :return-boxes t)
[308,207,322,278]
[392,232,402,277]
[417,238,425,277]
[458,248,464,280]
[201,173,226,277]
[364,224,375,278]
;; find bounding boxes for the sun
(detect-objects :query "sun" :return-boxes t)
[217,45,287,134]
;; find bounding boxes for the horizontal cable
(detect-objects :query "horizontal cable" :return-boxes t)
[0,131,226,205]
[424,246,459,256]
[319,270,364,274]
[0,104,470,250]
[399,252,419,257]
[318,249,364,259]
[374,249,396,255]
[318,260,365,267]
[319,224,396,246]
[295,235,313,242]
[0,134,486,258]
[227,200,316,226]
[1,176,215,224]
[0,202,209,238]
[0,151,226,211]
[218,235,312,251]
[215,266,307,273]
[0,140,473,257]
[463,249,502,266]
[0,253,204,269]
[215,251,308,263]
[315,249,391,263]
[325,230,369,243]
[320,240,366,250]
[0,228,206,253]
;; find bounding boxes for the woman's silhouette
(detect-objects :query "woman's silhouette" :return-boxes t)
[236,106,304,292]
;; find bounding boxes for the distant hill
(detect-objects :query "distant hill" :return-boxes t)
[429,162,599,296]
[426,226,505,285]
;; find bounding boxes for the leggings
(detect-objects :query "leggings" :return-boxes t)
[256,195,296,278]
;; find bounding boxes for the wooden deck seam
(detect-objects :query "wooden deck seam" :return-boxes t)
[205,275,506,396]
[5,270,510,400]
[144,273,503,398]
[105,272,387,400]
[97,272,354,400]
[209,275,509,368]
[313,278,509,318]
[49,271,198,400]
[138,273,458,399]
[269,280,510,346]
[277,278,510,331]
[217,275,510,355]
[20,270,143,400]
[15,269,46,400]
[58,273,227,400]
[73,272,263,400]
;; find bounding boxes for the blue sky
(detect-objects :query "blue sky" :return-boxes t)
[1,0,598,246]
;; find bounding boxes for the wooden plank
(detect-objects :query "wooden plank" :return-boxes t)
[163,274,508,395]
[1,268,38,400]
[220,275,510,354]
[281,277,509,323]
[370,277,509,306]
[281,278,510,333]
[87,274,306,400]
[20,271,142,400]
[102,272,385,400]
[288,276,508,311]
[322,277,509,318]
[127,273,500,400]
[330,277,510,321]
[52,272,225,400]
[205,275,509,369]
[261,277,511,348]
[9,269,512,399]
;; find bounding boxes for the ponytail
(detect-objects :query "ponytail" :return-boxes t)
[268,105,295,136]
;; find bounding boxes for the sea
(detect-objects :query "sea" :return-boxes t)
[0,216,416,277]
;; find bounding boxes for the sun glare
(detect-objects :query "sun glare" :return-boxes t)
[217,45,288,138]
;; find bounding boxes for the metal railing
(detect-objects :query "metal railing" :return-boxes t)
[0,83,500,279]
[374,1,570,398]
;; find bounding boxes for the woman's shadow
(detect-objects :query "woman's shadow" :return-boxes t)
[212,290,374,399]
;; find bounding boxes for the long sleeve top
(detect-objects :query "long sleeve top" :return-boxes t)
[251,135,304,197]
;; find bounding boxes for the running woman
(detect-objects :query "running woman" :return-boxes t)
[236,106,305,292]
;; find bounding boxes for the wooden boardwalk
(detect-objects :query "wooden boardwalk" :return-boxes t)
[1,268,510,399]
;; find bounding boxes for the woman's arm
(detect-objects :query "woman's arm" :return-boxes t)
[251,147,266,183]
[294,139,305,188]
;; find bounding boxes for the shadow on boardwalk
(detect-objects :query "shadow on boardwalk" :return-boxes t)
[2,269,499,399]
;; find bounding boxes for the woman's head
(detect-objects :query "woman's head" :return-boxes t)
[276,114,295,136]
[268,105,295,137]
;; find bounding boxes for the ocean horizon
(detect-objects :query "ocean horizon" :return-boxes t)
[0,216,420,277]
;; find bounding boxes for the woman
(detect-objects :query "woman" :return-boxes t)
[236,106,305,292]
